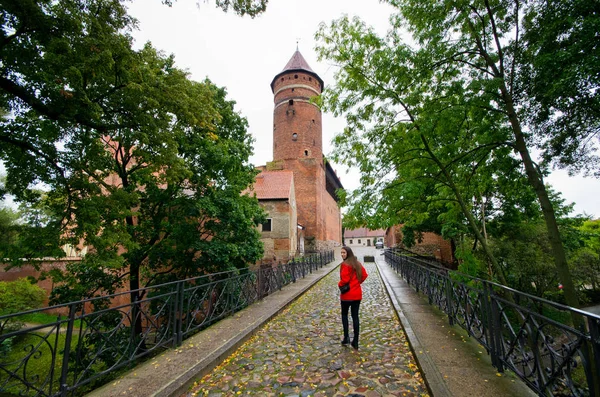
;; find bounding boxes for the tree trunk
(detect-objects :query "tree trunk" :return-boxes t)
[421,134,509,285]
[500,85,581,312]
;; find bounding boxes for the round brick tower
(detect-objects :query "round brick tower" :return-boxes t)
[270,50,324,161]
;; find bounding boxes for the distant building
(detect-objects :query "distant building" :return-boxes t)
[384,225,455,265]
[252,50,343,261]
[343,228,386,248]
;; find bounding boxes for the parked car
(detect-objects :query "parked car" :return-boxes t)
[375,241,384,249]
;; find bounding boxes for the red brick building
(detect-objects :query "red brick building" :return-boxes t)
[254,50,343,257]
[385,225,455,265]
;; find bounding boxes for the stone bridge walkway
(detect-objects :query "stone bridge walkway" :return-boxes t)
[183,262,427,397]
[89,250,535,397]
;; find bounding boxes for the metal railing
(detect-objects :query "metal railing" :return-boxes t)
[384,249,600,397]
[0,250,335,397]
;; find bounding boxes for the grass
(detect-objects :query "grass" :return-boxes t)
[17,312,83,329]
[0,332,80,397]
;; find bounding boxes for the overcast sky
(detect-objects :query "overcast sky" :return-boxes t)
[126,0,599,218]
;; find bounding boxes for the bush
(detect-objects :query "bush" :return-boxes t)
[0,278,46,331]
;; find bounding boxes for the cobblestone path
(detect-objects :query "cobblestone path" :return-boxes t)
[183,263,429,397]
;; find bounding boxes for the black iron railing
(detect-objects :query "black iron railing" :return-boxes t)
[0,250,335,397]
[384,248,600,397]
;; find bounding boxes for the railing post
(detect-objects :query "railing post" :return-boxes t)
[257,267,264,300]
[585,317,600,397]
[427,270,433,305]
[175,281,185,346]
[291,259,297,283]
[59,303,77,397]
[483,282,500,370]
[445,275,454,326]
[278,265,283,290]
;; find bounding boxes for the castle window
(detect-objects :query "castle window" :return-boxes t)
[304,150,309,156]
[289,99,294,106]
[309,77,312,81]
[281,78,284,81]
[349,239,353,244]
[312,119,315,123]
[292,133,298,141]
[358,239,361,244]
[294,74,298,79]
[262,219,272,232]
[291,88,295,92]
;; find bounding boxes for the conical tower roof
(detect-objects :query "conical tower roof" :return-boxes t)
[270,50,324,92]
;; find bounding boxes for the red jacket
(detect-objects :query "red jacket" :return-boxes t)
[338,262,368,301]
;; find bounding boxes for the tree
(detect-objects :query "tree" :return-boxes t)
[316,16,531,285]
[570,219,600,293]
[163,0,268,18]
[519,0,600,176]
[0,1,266,304]
[317,0,589,310]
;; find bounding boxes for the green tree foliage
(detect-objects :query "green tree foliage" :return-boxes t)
[519,0,600,175]
[0,278,46,331]
[316,0,594,309]
[0,176,64,260]
[0,204,20,256]
[570,219,600,293]
[0,0,265,304]
[162,0,268,18]
[0,278,46,316]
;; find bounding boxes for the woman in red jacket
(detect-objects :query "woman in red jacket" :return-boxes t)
[338,246,368,350]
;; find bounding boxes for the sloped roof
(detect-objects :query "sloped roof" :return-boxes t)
[344,227,386,238]
[270,50,324,92]
[250,171,294,200]
[282,50,316,73]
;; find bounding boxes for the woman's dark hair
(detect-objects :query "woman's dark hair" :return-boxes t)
[341,246,362,280]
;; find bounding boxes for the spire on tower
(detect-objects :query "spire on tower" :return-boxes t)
[270,50,324,92]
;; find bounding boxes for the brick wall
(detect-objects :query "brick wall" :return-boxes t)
[385,225,455,264]
[271,66,342,252]
[272,71,323,162]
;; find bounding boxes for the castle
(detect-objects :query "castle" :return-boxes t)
[252,50,343,260]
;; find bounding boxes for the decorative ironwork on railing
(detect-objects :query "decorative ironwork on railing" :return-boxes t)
[384,248,600,397]
[0,250,335,397]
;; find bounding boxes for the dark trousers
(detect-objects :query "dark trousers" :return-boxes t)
[341,300,361,342]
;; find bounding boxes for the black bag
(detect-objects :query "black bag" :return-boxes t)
[339,283,350,294]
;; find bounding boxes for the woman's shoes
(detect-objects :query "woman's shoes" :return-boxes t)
[341,337,350,346]
[351,339,359,350]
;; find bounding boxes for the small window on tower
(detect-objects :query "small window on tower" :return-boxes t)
[309,77,312,81]
[292,133,298,141]
[304,150,309,156]
[289,99,294,106]
[294,74,298,79]
[291,88,295,92]
[281,78,284,81]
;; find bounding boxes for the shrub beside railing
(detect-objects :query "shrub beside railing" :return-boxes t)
[0,250,335,397]
[384,248,600,397]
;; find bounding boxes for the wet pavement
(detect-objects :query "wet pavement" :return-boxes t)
[183,261,429,397]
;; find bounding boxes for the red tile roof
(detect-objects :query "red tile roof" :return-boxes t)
[281,50,315,73]
[344,227,386,238]
[249,171,294,200]
[271,50,324,92]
